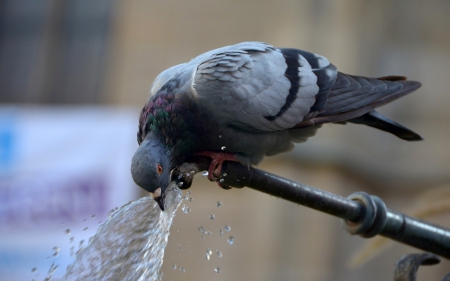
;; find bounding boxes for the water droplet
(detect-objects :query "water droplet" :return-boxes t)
[217,201,222,207]
[214,267,222,273]
[98,221,102,225]
[60,222,65,225]
[52,246,60,256]
[218,135,222,138]
[70,237,74,243]
[205,253,211,261]
[207,248,212,255]
[65,229,71,235]
[219,229,224,237]
[177,174,183,179]
[219,179,224,183]
[209,214,215,220]
[172,264,177,270]
[181,204,191,214]
[180,267,185,273]
[224,225,231,232]
[222,173,227,177]
[189,197,194,202]
[216,250,223,257]
[227,236,235,245]
[187,190,191,195]
[184,195,189,200]
[83,218,87,222]
[91,215,95,219]
[198,226,212,235]
[201,171,209,177]
[221,146,226,150]
[83,227,88,231]
[31,267,37,273]
[178,181,184,187]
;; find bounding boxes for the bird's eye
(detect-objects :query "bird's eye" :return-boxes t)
[157,164,163,175]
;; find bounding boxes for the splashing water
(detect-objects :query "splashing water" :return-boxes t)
[181,204,191,214]
[63,183,183,281]
[198,226,212,235]
[52,246,61,257]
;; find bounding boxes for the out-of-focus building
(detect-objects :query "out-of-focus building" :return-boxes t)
[1,0,449,280]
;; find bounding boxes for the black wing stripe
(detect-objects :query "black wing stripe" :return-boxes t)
[264,48,337,121]
[264,49,301,121]
[285,48,337,112]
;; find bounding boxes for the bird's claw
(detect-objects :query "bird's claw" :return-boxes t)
[207,158,224,181]
[194,151,239,189]
[206,159,233,189]
[171,163,199,190]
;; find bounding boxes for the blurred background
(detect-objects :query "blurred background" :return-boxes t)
[1,0,450,280]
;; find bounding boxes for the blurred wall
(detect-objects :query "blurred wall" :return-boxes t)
[1,0,450,280]
[0,0,114,103]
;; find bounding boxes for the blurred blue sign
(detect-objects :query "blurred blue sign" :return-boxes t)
[0,106,139,281]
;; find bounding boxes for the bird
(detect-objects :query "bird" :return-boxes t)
[131,41,422,210]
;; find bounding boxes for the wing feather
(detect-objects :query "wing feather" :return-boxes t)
[146,42,421,145]
[192,42,336,132]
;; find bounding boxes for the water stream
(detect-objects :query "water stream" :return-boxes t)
[62,183,182,281]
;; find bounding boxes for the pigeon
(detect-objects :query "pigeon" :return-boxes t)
[131,42,422,210]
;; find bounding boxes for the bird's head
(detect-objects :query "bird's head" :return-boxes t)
[131,133,172,211]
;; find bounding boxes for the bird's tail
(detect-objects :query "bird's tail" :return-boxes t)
[346,75,422,141]
[347,110,422,141]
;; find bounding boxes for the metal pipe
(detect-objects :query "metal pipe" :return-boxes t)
[217,161,450,259]
[222,162,363,221]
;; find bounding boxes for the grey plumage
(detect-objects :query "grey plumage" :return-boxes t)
[132,41,422,210]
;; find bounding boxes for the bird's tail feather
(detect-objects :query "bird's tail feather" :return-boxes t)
[347,110,422,141]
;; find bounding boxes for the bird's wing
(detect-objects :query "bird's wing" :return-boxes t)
[149,63,187,98]
[191,42,338,132]
[293,73,422,128]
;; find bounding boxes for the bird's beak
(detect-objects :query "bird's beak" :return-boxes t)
[152,187,165,211]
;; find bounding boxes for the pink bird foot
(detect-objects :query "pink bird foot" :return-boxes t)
[194,151,239,183]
